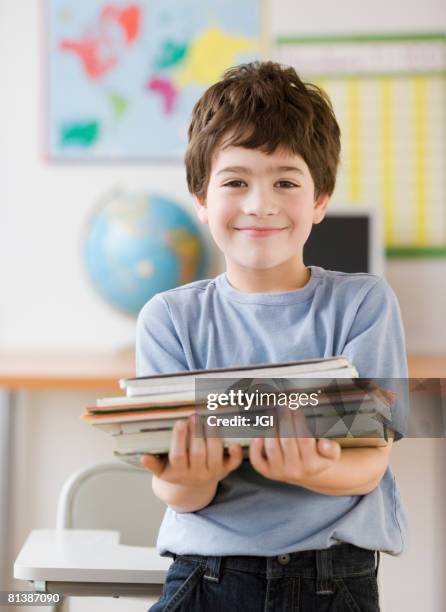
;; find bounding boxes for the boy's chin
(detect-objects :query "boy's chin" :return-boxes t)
[233,258,293,271]
[225,251,302,272]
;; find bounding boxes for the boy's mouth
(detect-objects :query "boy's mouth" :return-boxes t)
[234,227,287,237]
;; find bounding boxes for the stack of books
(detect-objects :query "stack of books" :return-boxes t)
[82,357,393,467]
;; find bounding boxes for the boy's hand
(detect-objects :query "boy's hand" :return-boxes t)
[249,409,341,486]
[140,415,243,486]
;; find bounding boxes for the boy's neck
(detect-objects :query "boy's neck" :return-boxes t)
[225,259,311,294]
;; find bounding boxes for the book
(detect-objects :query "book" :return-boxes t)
[96,389,197,407]
[83,357,393,464]
[88,383,393,419]
[110,414,388,455]
[120,356,358,396]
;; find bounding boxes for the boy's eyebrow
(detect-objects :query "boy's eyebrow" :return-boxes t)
[216,165,305,176]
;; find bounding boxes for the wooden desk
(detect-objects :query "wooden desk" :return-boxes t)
[0,352,445,391]
[407,355,446,378]
[0,351,135,392]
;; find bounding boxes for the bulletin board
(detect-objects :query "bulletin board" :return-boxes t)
[46,0,261,161]
[275,33,446,257]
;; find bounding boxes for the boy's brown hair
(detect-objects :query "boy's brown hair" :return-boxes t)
[185,61,341,201]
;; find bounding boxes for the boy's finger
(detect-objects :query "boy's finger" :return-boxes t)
[140,453,166,477]
[296,437,320,472]
[222,443,243,473]
[292,409,314,438]
[264,432,284,460]
[188,415,208,470]
[278,436,300,465]
[278,404,295,438]
[169,419,189,468]
[249,438,270,477]
[277,405,301,463]
[317,439,341,461]
[206,436,225,471]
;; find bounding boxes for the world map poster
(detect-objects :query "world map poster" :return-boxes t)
[47,0,260,160]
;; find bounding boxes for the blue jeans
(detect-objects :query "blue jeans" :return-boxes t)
[149,543,381,611]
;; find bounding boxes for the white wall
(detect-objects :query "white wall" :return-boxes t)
[387,260,446,354]
[1,0,446,352]
[1,0,216,352]
[2,1,446,611]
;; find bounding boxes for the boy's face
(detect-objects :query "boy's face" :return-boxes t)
[194,144,329,281]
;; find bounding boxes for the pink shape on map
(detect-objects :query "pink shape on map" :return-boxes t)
[60,38,118,79]
[59,3,142,80]
[147,77,177,114]
[101,4,141,44]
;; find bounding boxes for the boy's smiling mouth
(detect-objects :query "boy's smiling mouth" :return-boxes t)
[234,226,288,237]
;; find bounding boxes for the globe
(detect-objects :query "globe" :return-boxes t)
[84,191,209,316]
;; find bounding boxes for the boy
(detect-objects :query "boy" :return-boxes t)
[137,61,408,611]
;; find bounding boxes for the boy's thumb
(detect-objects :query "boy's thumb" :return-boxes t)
[140,453,165,476]
[317,439,341,460]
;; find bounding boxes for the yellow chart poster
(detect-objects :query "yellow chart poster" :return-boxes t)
[275,33,446,256]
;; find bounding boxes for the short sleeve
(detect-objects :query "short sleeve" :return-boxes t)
[341,278,408,441]
[136,295,189,376]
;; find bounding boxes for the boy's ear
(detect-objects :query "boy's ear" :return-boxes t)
[312,193,330,225]
[193,195,208,224]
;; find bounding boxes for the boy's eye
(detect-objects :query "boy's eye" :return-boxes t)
[275,180,298,188]
[223,180,298,188]
[223,180,247,188]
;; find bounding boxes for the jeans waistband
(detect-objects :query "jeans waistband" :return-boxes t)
[174,543,380,595]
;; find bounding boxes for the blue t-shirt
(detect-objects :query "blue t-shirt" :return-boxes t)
[136,266,409,557]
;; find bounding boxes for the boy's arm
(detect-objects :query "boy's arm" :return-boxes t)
[252,278,408,494]
[287,277,405,496]
[151,477,218,513]
[249,432,394,496]
[136,297,206,511]
[142,418,243,512]
[341,278,409,442]
[136,295,189,375]
[297,435,394,496]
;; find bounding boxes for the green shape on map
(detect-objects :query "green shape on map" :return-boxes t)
[61,122,99,147]
[109,94,129,120]
[154,40,188,70]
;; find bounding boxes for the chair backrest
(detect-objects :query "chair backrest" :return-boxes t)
[56,462,166,546]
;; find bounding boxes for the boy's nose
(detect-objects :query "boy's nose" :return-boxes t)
[241,191,280,216]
